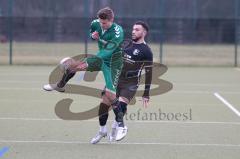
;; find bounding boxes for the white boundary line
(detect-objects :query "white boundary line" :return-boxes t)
[214,92,240,117]
[0,117,239,125]
[172,83,240,87]
[0,99,228,106]
[0,88,240,94]
[0,99,218,106]
[1,80,240,87]
[0,140,239,147]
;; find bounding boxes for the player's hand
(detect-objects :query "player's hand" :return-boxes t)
[91,31,99,40]
[142,96,150,108]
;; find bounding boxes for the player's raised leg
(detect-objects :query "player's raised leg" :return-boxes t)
[43,57,87,92]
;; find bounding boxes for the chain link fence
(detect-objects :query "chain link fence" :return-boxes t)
[0,0,239,66]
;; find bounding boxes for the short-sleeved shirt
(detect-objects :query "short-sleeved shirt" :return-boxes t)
[86,19,124,92]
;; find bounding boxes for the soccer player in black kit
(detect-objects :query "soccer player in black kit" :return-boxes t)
[108,21,153,141]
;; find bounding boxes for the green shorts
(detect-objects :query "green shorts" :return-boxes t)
[86,52,123,92]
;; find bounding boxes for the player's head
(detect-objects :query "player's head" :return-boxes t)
[132,21,149,42]
[97,7,114,30]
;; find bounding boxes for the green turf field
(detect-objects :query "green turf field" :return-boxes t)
[0,66,239,159]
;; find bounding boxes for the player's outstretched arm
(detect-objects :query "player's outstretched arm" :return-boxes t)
[142,65,152,108]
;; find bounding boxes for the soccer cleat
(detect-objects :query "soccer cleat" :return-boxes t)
[43,84,65,92]
[115,126,128,141]
[108,127,117,142]
[108,121,118,142]
[90,131,107,144]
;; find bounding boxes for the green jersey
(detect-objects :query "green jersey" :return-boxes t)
[89,19,124,64]
[86,19,124,92]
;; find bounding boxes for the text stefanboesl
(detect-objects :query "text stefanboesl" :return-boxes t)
[124,108,192,121]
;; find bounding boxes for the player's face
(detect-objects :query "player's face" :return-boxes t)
[132,25,146,42]
[99,18,113,30]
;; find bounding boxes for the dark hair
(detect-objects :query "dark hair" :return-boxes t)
[97,7,114,20]
[134,21,149,32]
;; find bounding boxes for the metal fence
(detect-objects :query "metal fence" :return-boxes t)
[0,0,240,66]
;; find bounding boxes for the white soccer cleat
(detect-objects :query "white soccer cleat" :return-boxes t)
[115,126,128,141]
[90,131,107,144]
[108,120,118,142]
[108,127,117,142]
[43,84,65,92]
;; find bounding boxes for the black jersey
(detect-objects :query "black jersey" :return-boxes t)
[118,42,153,97]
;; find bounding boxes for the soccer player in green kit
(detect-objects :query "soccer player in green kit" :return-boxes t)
[43,7,124,143]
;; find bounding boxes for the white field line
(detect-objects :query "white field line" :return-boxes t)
[2,88,240,94]
[0,99,221,106]
[0,117,239,125]
[0,80,240,87]
[0,139,239,147]
[214,92,240,117]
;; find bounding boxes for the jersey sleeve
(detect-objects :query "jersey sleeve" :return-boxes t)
[89,19,98,39]
[143,47,153,67]
[143,48,153,98]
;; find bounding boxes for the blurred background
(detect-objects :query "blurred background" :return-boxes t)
[0,0,240,66]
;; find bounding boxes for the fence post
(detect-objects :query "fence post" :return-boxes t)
[159,0,165,64]
[235,0,239,67]
[193,0,198,43]
[8,0,13,65]
[159,40,163,64]
[84,0,89,57]
[48,0,56,41]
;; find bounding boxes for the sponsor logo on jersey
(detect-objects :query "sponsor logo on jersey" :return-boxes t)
[124,54,132,59]
[133,49,140,56]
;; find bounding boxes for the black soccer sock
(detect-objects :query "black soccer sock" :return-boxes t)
[112,100,127,127]
[57,69,76,88]
[98,103,110,126]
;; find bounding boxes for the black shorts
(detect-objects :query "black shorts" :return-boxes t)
[116,81,138,101]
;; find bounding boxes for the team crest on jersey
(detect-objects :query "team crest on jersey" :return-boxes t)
[133,49,140,55]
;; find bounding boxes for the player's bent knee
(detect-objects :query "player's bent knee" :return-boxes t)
[104,89,116,102]
[119,96,129,104]
[101,95,111,106]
